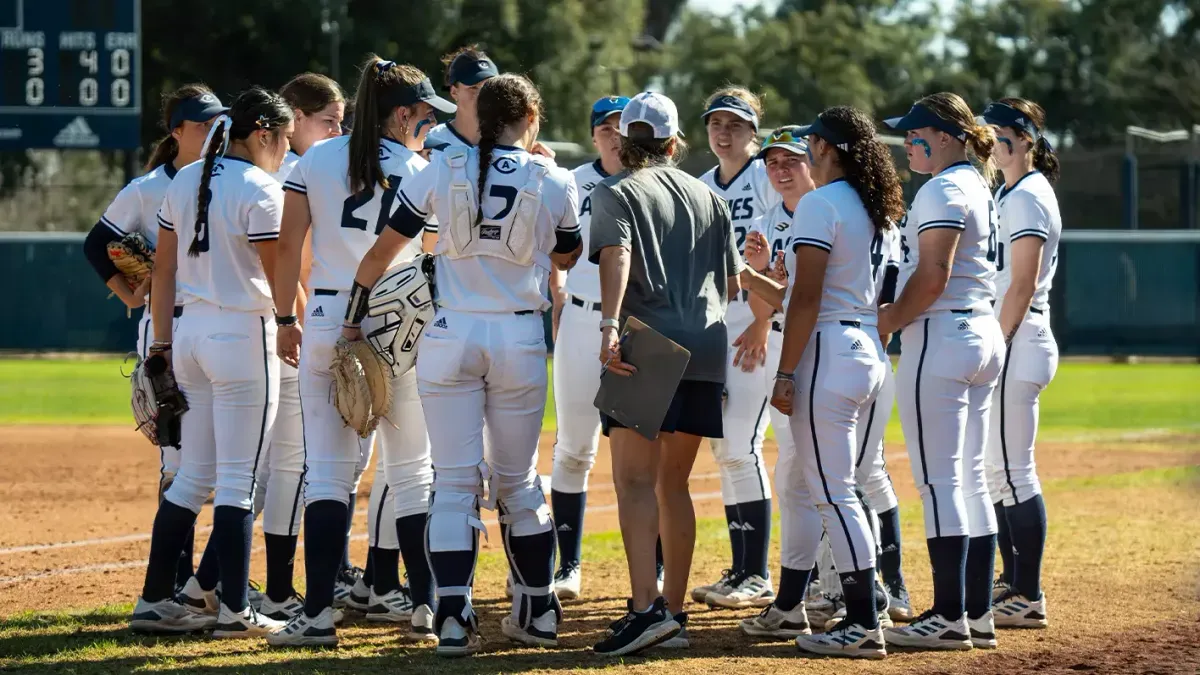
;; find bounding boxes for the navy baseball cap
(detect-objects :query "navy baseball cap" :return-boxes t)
[590,95,630,128]
[883,103,966,141]
[380,76,457,114]
[978,102,1041,141]
[756,125,809,159]
[702,95,759,130]
[447,54,499,89]
[169,93,227,130]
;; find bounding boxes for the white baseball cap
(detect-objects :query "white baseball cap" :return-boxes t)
[619,91,682,139]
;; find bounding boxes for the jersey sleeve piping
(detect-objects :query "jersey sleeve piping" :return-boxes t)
[917,219,966,232]
[157,214,175,231]
[1010,228,1048,241]
[397,190,428,218]
[793,236,832,252]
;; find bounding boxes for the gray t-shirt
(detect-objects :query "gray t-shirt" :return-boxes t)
[588,165,743,383]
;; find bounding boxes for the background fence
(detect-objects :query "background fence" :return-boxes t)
[5,230,1198,357]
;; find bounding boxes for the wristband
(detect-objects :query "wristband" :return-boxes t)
[775,370,794,381]
[345,281,371,325]
[275,314,298,327]
[599,318,619,331]
[149,341,172,354]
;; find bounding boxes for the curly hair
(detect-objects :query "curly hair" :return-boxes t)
[998,97,1060,184]
[816,106,905,232]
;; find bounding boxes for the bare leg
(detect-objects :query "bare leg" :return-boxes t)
[655,431,702,614]
[610,428,662,611]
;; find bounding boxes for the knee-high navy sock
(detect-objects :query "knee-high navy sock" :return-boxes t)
[362,546,376,588]
[397,514,434,608]
[550,489,586,567]
[994,501,1014,585]
[175,524,196,588]
[738,498,771,578]
[304,500,348,618]
[773,566,813,612]
[877,507,905,588]
[264,533,298,603]
[195,532,220,590]
[724,505,744,573]
[841,568,879,629]
[927,535,967,621]
[371,547,401,595]
[212,505,253,613]
[142,500,199,602]
[1007,495,1047,600]
[966,534,997,620]
[508,529,556,617]
[342,493,357,570]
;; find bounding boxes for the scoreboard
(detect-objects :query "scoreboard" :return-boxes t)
[0,0,140,149]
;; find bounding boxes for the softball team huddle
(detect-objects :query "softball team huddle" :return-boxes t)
[86,46,1060,660]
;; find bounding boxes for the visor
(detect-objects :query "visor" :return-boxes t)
[795,116,853,151]
[702,95,759,130]
[978,101,1042,141]
[883,103,966,141]
[447,55,499,89]
[169,93,228,130]
[380,77,456,114]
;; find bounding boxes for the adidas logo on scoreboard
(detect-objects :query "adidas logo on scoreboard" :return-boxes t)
[53,117,100,148]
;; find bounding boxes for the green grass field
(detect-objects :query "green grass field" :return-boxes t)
[2,358,1196,442]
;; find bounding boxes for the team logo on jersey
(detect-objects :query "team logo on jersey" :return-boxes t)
[493,156,518,174]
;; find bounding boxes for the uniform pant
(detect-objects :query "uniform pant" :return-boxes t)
[138,310,182,497]
[987,309,1057,506]
[897,311,1004,539]
[550,299,603,494]
[780,322,886,574]
[711,315,773,505]
[367,369,432,547]
[254,362,305,536]
[418,308,553,621]
[165,304,279,514]
[855,365,899,514]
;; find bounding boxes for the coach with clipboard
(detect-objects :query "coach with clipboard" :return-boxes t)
[587,92,747,657]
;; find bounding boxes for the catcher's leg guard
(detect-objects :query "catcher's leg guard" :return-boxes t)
[426,464,487,634]
[496,474,558,631]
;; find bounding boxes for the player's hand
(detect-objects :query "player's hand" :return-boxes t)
[277,324,303,368]
[768,251,788,282]
[552,290,566,343]
[744,231,771,271]
[530,141,557,160]
[877,303,897,336]
[771,377,795,416]
[733,319,770,372]
[600,326,635,377]
[341,324,363,343]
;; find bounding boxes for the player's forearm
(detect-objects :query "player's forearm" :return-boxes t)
[879,262,948,335]
[777,287,819,374]
[740,266,786,312]
[150,259,176,342]
[105,275,141,309]
[598,246,630,322]
[274,226,305,316]
[999,279,1036,343]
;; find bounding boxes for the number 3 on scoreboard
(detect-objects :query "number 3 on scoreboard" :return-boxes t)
[26,48,44,106]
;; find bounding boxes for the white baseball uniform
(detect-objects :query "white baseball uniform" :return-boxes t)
[777,179,890,574]
[155,155,282,515]
[894,161,1004,540]
[391,144,578,623]
[425,121,474,152]
[283,136,434,530]
[987,171,1061,506]
[550,159,609,495]
[700,159,779,507]
[99,163,182,492]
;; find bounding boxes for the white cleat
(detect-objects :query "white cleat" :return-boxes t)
[266,606,339,648]
[130,597,216,634]
[212,603,285,639]
[805,592,843,627]
[365,588,414,623]
[437,615,482,657]
[823,606,894,631]
[886,581,915,622]
[991,578,1012,602]
[247,581,266,611]
[707,573,775,609]
[883,611,973,651]
[176,576,218,616]
[259,593,304,621]
[501,606,560,648]
[408,604,438,643]
[796,621,887,660]
[690,568,736,603]
[968,611,998,649]
[554,562,582,601]
[993,592,1049,628]
[741,603,812,639]
[334,567,370,611]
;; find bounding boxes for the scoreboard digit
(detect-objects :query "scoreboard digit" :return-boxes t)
[0,0,140,149]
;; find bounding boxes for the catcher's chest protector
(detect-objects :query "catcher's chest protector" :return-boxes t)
[440,148,551,268]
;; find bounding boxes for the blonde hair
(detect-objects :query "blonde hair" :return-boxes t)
[704,85,765,119]
[918,92,997,184]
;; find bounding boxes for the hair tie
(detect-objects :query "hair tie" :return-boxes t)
[375,60,397,75]
[200,115,232,160]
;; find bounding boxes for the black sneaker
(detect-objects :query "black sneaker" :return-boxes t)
[593,596,681,657]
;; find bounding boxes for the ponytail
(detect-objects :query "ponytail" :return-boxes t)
[349,56,428,194]
[189,119,227,258]
[966,123,998,185]
[145,134,179,171]
[1033,137,1060,184]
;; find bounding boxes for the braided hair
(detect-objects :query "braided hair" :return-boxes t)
[188,87,292,257]
[474,74,542,225]
[814,106,905,233]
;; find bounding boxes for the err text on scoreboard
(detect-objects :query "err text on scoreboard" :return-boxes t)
[0,0,140,150]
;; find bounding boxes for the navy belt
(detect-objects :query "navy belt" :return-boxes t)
[515,309,538,316]
[840,320,861,328]
[174,306,184,318]
[951,309,973,315]
[771,320,783,333]
[1030,306,1045,315]
[314,288,338,296]
[570,295,601,312]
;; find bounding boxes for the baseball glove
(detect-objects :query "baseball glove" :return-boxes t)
[108,232,155,288]
[126,351,188,447]
[331,337,393,438]
[127,353,159,444]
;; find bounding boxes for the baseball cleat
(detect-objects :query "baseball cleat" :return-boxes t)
[805,592,843,627]
[886,581,914,622]
[740,603,812,639]
[992,591,1049,628]
[436,615,482,657]
[177,576,219,617]
[883,610,973,650]
[823,607,894,631]
[266,607,339,648]
[212,603,285,639]
[706,573,775,609]
[333,566,370,611]
[247,581,266,611]
[991,578,1012,602]
[968,611,998,649]
[554,561,582,601]
[501,605,561,648]
[408,604,438,642]
[259,593,305,621]
[796,620,887,660]
[365,588,414,623]
[130,597,216,634]
[690,568,736,603]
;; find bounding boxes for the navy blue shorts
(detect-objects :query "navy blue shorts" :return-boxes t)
[601,379,725,439]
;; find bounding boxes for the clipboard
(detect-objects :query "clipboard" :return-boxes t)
[593,316,691,441]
